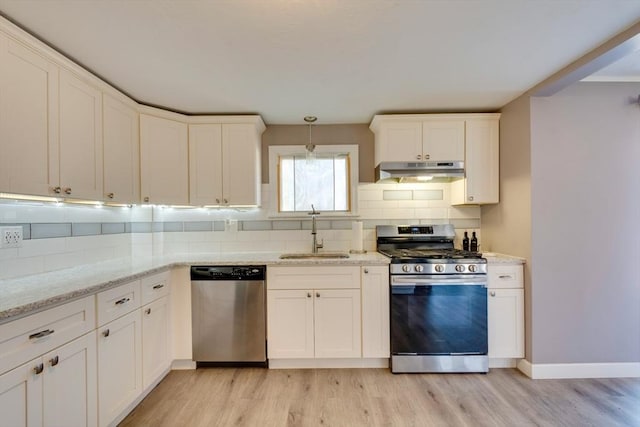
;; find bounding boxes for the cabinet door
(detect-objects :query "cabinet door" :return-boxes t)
[0,33,59,197]
[59,69,103,200]
[97,310,142,427]
[140,114,189,205]
[103,94,139,204]
[361,266,390,358]
[222,123,261,206]
[314,289,361,358]
[141,296,170,390]
[188,124,223,205]
[375,121,423,163]
[488,288,524,359]
[422,120,464,161]
[0,358,42,427]
[42,331,97,427]
[267,290,314,359]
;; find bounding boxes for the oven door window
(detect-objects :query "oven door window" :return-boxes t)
[391,283,487,355]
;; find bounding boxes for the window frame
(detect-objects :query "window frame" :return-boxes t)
[268,144,359,218]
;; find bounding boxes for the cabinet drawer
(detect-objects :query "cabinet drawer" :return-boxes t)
[488,265,523,289]
[140,271,170,306]
[97,280,141,326]
[267,266,360,290]
[0,295,95,375]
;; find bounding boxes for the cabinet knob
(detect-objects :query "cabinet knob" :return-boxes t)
[468,196,474,201]
[144,196,150,203]
[363,268,369,274]
[102,329,110,338]
[52,186,62,194]
[316,292,320,298]
[145,308,151,315]
[307,292,312,298]
[49,356,59,367]
[416,154,422,160]
[216,198,220,204]
[223,199,228,204]
[64,188,72,195]
[425,154,430,160]
[33,363,44,375]
[490,291,496,297]
[107,192,114,199]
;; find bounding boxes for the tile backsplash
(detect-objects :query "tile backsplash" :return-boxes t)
[0,182,481,280]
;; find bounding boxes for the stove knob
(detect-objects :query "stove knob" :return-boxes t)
[435,264,444,273]
[402,264,411,273]
[455,264,465,272]
[415,265,424,273]
[468,264,477,273]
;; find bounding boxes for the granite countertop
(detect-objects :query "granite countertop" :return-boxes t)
[0,251,390,323]
[483,252,526,265]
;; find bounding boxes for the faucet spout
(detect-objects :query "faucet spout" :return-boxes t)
[309,204,323,253]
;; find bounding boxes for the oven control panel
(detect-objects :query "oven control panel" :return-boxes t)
[391,263,487,275]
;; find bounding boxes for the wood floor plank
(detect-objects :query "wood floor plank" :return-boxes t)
[119,368,640,427]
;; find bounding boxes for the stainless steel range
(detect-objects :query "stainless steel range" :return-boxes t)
[377,224,488,374]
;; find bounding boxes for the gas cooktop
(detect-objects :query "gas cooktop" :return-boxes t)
[378,248,484,262]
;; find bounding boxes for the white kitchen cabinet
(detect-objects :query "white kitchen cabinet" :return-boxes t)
[140,114,189,205]
[0,331,97,427]
[451,116,500,205]
[103,94,139,204]
[97,310,142,427]
[371,115,465,164]
[141,296,170,390]
[266,266,361,359]
[58,68,103,200]
[189,122,262,206]
[0,32,59,197]
[361,266,390,358]
[487,264,524,360]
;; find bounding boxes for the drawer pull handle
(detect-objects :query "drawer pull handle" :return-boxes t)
[115,297,131,306]
[33,363,44,375]
[152,284,164,290]
[498,275,513,279]
[103,329,110,338]
[145,308,151,315]
[29,329,55,340]
[49,356,59,367]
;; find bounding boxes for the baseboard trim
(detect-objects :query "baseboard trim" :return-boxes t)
[171,359,196,370]
[269,358,389,369]
[517,359,640,379]
[489,358,519,368]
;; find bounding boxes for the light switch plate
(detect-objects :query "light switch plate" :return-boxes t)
[1,226,23,248]
[225,219,238,232]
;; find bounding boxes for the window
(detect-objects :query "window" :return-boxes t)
[269,145,359,215]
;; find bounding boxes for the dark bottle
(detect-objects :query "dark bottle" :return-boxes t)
[462,231,470,251]
[470,231,478,252]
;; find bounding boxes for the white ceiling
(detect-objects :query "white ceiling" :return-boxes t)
[1,1,640,124]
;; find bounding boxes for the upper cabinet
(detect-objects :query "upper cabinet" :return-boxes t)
[371,116,464,164]
[451,116,500,205]
[140,113,189,205]
[189,119,265,206]
[103,94,140,204]
[0,32,59,197]
[58,69,104,200]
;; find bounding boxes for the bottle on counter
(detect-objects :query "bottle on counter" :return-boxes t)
[470,231,478,252]
[462,231,470,251]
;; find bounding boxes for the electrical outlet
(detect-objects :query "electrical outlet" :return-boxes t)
[1,226,23,248]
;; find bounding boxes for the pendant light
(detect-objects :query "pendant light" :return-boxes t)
[304,116,317,162]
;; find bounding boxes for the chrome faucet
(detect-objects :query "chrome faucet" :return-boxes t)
[309,204,323,253]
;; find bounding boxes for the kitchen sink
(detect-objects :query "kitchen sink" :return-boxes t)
[279,252,350,259]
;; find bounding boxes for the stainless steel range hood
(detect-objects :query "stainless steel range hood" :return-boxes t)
[375,161,464,183]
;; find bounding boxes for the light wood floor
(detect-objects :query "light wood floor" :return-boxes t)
[119,368,640,427]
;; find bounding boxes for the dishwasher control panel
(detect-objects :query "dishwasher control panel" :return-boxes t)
[190,265,266,281]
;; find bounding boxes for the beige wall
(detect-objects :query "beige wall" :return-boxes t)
[261,124,375,183]
[482,94,533,359]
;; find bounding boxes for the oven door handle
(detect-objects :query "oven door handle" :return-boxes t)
[391,277,487,287]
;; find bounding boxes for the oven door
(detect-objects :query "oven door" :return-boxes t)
[390,274,487,356]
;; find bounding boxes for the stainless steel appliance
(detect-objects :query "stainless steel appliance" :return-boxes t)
[375,161,464,183]
[377,224,488,373]
[190,265,266,366]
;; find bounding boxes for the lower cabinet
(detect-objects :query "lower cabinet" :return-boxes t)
[97,309,142,427]
[141,296,170,390]
[360,266,390,358]
[0,331,97,427]
[487,264,525,360]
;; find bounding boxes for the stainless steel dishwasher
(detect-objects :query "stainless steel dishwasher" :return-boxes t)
[190,265,266,366]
